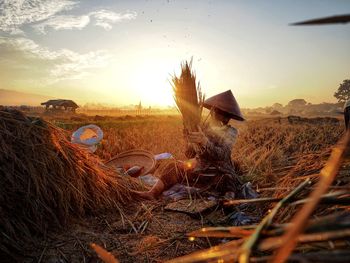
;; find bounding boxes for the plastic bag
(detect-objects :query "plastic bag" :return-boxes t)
[71,124,103,153]
[154,152,173,160]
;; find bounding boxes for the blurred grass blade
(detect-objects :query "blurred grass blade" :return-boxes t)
[90,243,119,263]
[166,239,243,263]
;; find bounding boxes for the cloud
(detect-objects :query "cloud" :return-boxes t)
[0,1,134,85]
[33,15,90,34]
[0,0,137,34]
[90,10,137,31]
[33,10,137,34]
[0,37,110,83]
[49,48,110,82]
[0,0,77,35]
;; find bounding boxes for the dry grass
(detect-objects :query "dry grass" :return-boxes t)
[2,111,345,262]
[233,118,342,184]
[0,109,141,261]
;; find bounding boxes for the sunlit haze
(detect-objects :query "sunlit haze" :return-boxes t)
[0,0,349,108]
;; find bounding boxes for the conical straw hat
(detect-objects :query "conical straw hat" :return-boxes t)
[203,90,245,121]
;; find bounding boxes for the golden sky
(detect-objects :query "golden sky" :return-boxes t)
[0,0,349,108]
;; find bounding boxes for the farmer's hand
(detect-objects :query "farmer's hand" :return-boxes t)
[187,126,208,146]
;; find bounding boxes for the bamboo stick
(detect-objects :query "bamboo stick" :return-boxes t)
[224,190,346,206]
[259,228,350,251]
[224,197,282,205]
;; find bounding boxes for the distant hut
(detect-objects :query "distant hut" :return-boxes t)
[41,99,79,112]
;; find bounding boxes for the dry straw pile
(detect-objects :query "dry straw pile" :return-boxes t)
[171,60,205,133]
[0,109,139,259]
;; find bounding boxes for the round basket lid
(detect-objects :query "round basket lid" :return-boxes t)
[105,149,156,177]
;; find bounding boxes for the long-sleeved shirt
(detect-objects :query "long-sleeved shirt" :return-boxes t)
[184,124,249,195]
[185,124,238,175]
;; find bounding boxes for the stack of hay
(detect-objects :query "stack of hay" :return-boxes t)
[0,109,139,259]
[171,60,205,134]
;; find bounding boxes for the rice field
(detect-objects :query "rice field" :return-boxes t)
[55,114,343,186]
[2,112,347,262]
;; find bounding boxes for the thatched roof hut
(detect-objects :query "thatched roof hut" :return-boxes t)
[41,99,79,112]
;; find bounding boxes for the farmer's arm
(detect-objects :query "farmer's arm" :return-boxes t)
[202,128,237,160]
[188,127,237,161]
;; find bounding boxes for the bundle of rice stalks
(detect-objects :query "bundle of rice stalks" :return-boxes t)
[0,109,140,260]
[171,60,205,133]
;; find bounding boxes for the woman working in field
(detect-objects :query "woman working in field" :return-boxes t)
[134,90,246,200]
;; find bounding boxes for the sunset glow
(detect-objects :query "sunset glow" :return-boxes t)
[0,1,349,108]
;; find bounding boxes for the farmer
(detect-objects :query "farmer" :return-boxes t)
[134,90,246,200]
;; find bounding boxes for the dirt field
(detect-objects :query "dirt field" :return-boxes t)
[16,114,346,262]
